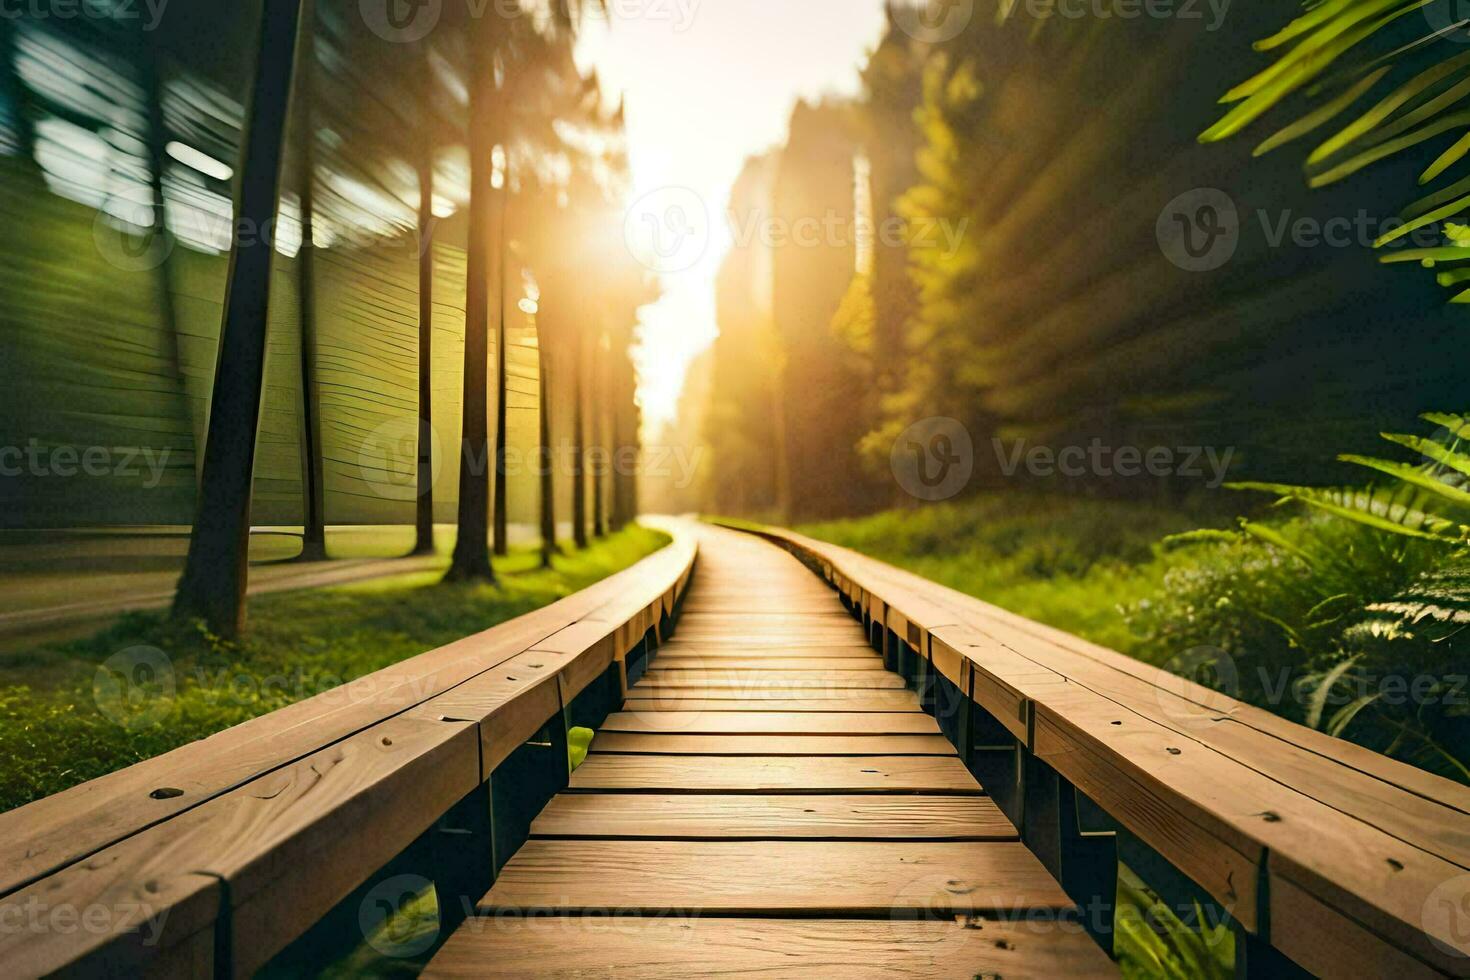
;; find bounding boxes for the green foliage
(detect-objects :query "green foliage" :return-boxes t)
[1114,866,1234,980]
[0,526,669,812]
[1207,0,1470,302]
[800,494,1227,653]
[568,726,595,771]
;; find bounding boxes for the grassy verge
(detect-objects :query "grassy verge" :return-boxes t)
[797,494,1228,655]
[0,525,669,812]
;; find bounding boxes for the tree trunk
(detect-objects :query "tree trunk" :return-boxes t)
[138,46,198,482]
[292,11,327,563]
[537,316,556,568]
[413,105,436,556]
[492,190,509,557]
[172,0,304,637]
[571,326,589,550]
[591,345,606,537]
[445,29,497,583]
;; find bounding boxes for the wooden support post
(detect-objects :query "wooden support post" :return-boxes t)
[489,716,571,877]
[430,782,495,936]
[966,698,1022,827]
[1021,758,1118,946]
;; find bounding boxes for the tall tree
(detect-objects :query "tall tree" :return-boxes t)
[172,0,304,636]
[492,186,511,558]
[445,16,498,583]
[292,0,327,563]
[413,53,437,557]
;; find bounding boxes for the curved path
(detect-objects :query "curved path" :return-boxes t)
[424,524,1116,977]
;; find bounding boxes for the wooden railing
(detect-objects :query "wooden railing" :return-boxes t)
[731,522,1470,979]
[0,522,696,977]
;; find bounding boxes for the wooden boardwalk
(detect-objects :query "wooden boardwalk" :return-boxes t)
[425,525,1116,977]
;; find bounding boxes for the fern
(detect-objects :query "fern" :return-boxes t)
[1229,412,1470,544]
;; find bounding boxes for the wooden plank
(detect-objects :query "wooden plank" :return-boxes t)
[0,715,480,978]
[601,711,943,735]
[0,530,694,897]
[623,697,921,713]
[633,684,911,701]
[531,793,1016,840]
[569,755,983,793]
[424,918,1118,979]
[652,656,883,671]
[655,643,878,659]
[641,669,903,689]
[480,840,1074,915]
[589,732,955,755]
[408,651,565,777]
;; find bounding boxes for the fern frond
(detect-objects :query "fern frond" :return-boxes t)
[1227,481,1470,543]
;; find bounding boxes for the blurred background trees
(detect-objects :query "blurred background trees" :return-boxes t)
[0,0,653,633]
[697,1,1467,522]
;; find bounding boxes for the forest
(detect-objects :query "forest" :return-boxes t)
[685,2,1470,785]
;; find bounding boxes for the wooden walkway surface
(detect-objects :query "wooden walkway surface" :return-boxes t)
[424,525,1117,977]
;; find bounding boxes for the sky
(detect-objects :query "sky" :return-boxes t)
[576,0,890,431]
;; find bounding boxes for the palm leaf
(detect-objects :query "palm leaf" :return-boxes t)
[1309,50,1470,164]
[1254,67,1391,156]
[1227,481,1470,542]
[1338,454,1470,507]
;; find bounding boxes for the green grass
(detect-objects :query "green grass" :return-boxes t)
[797,494,1230,655]
[0,525,669,812]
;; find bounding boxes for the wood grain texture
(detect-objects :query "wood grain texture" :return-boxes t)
[532,793,1016,840]
[655,643,879,659]
[601,710,943,735]
[569,754,983,793]
[589,732,956,755]
[651,656,884,671]
[622,697,922,713]
[480,840,1073,915]
[424,918,1116,979]
[0,715,479,978]
[0,530,695,897]
[642,669,902,689]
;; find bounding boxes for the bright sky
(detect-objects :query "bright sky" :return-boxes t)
[576,0,889,431]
